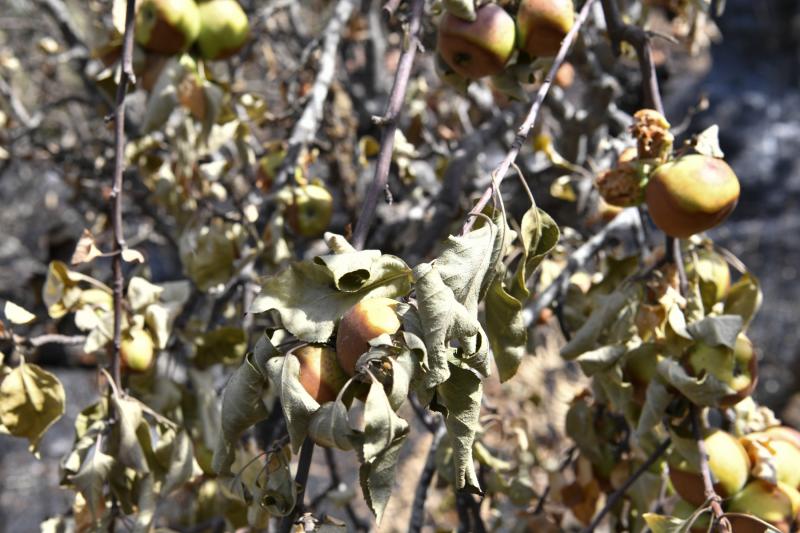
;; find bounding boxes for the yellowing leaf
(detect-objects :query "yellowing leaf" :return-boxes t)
[121,248,145,264]
[4,301,36,325]
[0,361,66,454]
[71,229,103,266]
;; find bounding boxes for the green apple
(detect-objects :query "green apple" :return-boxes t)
[685,334,757,407]
[437,4,516,80]
[196,0,250,60]
[120,328,156,373]
[135,0,201,55]
[728,480,800,533]
[336,297,401,376]
[668,429,750,506]
[286,183,334,238]
[516,0,575,57]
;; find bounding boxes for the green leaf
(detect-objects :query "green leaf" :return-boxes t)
[484,272,526,382]
[0,361,65,454]
[354,379,409,523]
[42,260,85,318]
[437,365,482,493]
[194,326,248,369]
[687,315,743,348]
[251,248,411,343]
[71,441,115,519]
[576,344,628,376]
[162,431,201,494]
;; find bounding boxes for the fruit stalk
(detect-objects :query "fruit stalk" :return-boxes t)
[690,406,732,532]
[351,0,425,250]
[460,0,599,235]
[110,0,137,390]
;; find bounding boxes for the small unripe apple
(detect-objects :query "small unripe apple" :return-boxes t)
[196,0,250,61]
[685,334,757,407]
[645,155,740,238]
[668,429,750,506]
[293,344,348,404]
[621,345,662,405]
[728,480,800,533]
[285,184,334,238]
[437,4,516,80]
[515,0,575,57]
[336,297,401,376]
[135,0,201,55]
[120,328,156,373]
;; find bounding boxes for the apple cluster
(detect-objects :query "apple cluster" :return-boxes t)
[295,297,401,404]
[669,427,800,533]
[135,0,250,61]
[436,0,575,83]
[596,109,741,238]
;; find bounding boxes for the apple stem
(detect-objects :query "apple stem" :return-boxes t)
[581,437,671,532]
[690,405,732,532]
[352,0,425,250]
[460,0,601,236]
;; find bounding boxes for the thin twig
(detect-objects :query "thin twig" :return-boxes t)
[600,0,664,115]
[270,0,358,191]
[351,0,425,250]
[460,0,600,236]
[409,423,447,533]
[690,406,731,532]
[109,0,136,390]
[279,437,316,533]
[581,438,671,532]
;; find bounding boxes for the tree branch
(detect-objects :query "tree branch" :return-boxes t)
[279,437,316,533]
[108,0,137,390]
[460,0,600,235]
[351,0,425,250]
[409,422,446,533]
[690,406,731,532]
[581,437,671,532]
[270,0,358,191]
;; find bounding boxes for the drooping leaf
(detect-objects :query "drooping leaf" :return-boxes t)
[436,365,482,494]
[162,431,201,495]
[258,446,297,517]
[636,381,673,437]
[511,207,560,302]
[265,353,320,452]
[561,286,640,359]
[309,399,354,450]
[576,344,628,376]
[354,379,409,523]
[724,272,762,329]
[0,361,65,454]
[127,276,163,312]
[111,395,149,473]
[484,272,526,382]
[70,442,115,519]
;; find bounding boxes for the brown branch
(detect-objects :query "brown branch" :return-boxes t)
[350,0,425,250]
[690,406,732,532]
[382,0,403,18]
[279,437,316,533]
[270,0,358,190]
[409,418,446,533]
[460,0,600,236]
[581,438,671,532]
[109,0,137,389]
[600,0,664,115]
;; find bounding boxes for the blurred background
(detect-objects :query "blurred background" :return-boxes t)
[1,0,799,530]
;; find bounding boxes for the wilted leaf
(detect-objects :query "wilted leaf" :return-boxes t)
[265,353,320,452]
[561,286,639,359]
[576,344,628,376]
[354,379,409,523]
[724,272,762,329]
[309,399,354,450]
[71,442,115,519]
[251,245,411,343]
[636,381,673,437]
[70,229,103,266]
[43,261,85,318]
[162,431,201,494]
[657,358,733,406]
[4,300,36,324]
[687,314,742,348]
[442,0,476,20]
[485,273,526,382]
[121,248,145,264]
[437,365,482,494]
[258,446,297,517]
[0,361,65,454]
[693,125,724,158]
[111,395,149,473]
[127,277,164,312]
